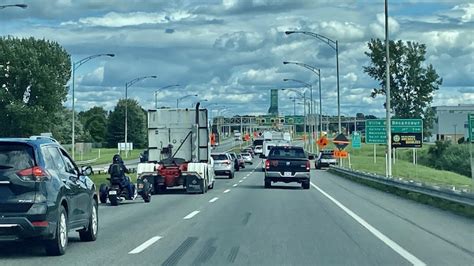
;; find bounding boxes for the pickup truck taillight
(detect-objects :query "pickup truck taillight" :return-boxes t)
[223,160,231,165]
[306,160,310,171]
[265,160,270,170]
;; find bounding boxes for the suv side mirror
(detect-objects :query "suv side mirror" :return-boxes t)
[81,166,93,176]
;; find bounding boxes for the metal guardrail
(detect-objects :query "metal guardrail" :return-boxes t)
[329,166,474,207]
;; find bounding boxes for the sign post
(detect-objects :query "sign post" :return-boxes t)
[469,114,474,181]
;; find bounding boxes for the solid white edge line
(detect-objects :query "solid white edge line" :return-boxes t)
[223,189,231,193]
[183,210,200,220]
[209,197,219,203]
[310,182,426,266]
[129,236,162,254]
[233,184,238,187]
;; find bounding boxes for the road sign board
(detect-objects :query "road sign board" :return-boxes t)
[352,131,361,149]
[391,133,422,148]
[365,119,423,144]
[317,137,329,149]
[334,150,348,158]
[333,133,349,150]
[469,114,474,143]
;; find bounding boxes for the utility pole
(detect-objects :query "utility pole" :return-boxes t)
[385,0,392,177]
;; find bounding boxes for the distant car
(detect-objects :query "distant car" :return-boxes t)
[228,152,240,171]
[0,137,98,256]
[236,154,245,168]
[254,145,263,154]
[211,153,235,179]
[315,150,337,169]
[241,153,253,164]
[139,149,149,163]
[242,148,254,157]
[264,146,310,189]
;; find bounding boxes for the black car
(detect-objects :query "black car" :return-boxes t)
[0,137,98,256]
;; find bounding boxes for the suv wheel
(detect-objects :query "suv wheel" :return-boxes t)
[79,200,98,241]
[45,206,68,256]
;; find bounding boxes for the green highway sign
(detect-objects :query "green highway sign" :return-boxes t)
[469,114,474,143]
[352,131,361,149]
[365,119,423,145]
[365,119,387,144]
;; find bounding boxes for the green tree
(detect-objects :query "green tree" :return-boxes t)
[0,37,71,137]
[363,39,442,135]
[79,107,108,144]
[47,107,89,144]
[106,99,146,148]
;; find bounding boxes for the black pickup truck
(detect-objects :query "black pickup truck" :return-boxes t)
[264,146,310,189]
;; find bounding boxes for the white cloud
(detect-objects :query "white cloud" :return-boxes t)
[369,13,400,38]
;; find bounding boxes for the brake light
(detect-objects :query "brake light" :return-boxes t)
[17,166,50,182]
[306,160,310,171]
[265,160,270,170]
[223,160,231,165]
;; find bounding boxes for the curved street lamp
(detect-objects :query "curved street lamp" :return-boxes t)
[192,99,207,107]
[71,53,115,159]
[0,3,27,9]
[124,75,157,157]
[154,84,180,108]
[176,94,198,108]
[285,30,341,134]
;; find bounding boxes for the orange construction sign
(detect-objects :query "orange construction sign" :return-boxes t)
[333,150,348,158]
[317,137,329,149]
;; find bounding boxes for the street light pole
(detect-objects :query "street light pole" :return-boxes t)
[124,75,157,157]
[154,84,180,109]
[176,94,198,108]
[0,3,27,9]
[285,30,341,133]
[385,0,392,177]
[71,53,114,159]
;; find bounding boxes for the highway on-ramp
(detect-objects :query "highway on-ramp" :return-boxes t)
[1,156,472,265]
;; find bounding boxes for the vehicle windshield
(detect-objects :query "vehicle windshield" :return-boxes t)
[0,143,35,170]
[269,148,306,159]
[211,154,228,161]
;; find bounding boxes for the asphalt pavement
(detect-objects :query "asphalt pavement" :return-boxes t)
[1,155,473,265]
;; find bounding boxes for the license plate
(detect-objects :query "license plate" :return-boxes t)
[284,172,292,177]
[108,190,117,195]
[138,184,144,189]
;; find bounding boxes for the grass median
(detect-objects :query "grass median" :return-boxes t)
[73,148,141,165]
[317,142,472,191]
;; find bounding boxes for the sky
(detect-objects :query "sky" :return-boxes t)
[1,0,473,118]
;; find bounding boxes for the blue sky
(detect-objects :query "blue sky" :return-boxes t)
[1,0,473,118]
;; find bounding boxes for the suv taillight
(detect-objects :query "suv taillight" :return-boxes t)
[17,166,50,181]
[223,160,231,165]
[306,160,310,171]
[265,160,270,170]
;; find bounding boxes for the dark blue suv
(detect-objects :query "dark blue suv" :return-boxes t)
[0,137,98,256]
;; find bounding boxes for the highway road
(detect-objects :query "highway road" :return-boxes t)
[1,152,473,265]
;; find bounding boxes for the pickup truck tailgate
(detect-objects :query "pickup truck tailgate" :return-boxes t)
[266,159,308,173]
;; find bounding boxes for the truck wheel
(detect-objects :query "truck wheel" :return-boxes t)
[208,181,214,189]
[264,180,271,188]
[79,200,98,241]
[302,182,310,190]
[99,184,108,204]
[45,206,68,256]
[229,172,234,179]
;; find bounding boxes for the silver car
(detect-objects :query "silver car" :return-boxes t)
[241,153,253,164]
[211,153,235,179]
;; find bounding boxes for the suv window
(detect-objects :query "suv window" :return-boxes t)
[46,147,66,172]
[211,154,228,160]
[60,149,78,175]
[269,147,306,159]
[0,143,35,170]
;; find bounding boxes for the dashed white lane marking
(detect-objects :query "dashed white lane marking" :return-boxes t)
[310,182,426,266]
[183,210,200,220]
[129,236,163,254]
[239,180,243,183]
[223,189,231,193]
[209,197,219,203]
[233,184,238,187]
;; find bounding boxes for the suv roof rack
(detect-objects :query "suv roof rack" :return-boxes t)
[29,136,60,144]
